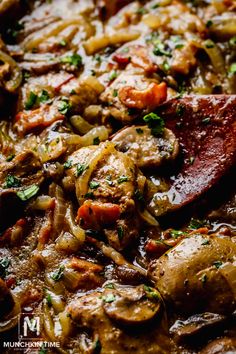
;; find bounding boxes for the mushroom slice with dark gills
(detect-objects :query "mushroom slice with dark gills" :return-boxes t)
[65,141,145,251]
[148,233,236,316]
[0,278,20,333]
[112,125,179,169]
[65,285,171,354]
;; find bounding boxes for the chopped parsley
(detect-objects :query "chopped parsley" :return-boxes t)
[117,175,129,184]
[0,258,11,279]
[143,285,160,301]
[45,293,52,307]
[228,63,236,75]
[136,7,148,15]
[117,226,124,240]
[202,117,211,124]
[113,89,118,97]
[134,189,145,203]
[229,36,236,46]
[38,90,50,103]
[102,294,116,303]
[64,160,73,169]
[60,53,83,68]
[17,185,39,201]
[109,71,118,81]
[104,283,115,289]
[143,112,165,137]
[188,218,206,230]
[93,137,100,145]
[59,39,67,47]
[6,154,15,162]
[5,175,21,188]
[169,230,186,238]
[76,163,87,176]
[51,265,65,281]
[213,260,223,269]
[84,192,95,199]
[153,43,172,57]
[201,239,210,245]
[25,91,38,110]
[58,99,71,115]
[89,181,100,189]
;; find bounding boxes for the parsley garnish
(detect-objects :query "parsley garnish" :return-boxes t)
[61,53,83,68]
[0,258,11,279]
[58,99,71,115]
[117,226,124,240]
[76,163,87,176]
[117,175,129,184]
[89,181,100,189]
[188,218,206,230]
[109,71,118,81]
[153,43,172,57]
[229,63,236,75]
[213,261,223,269]
[143,285,160,301]
[25,91,38,110]
[6,154,15,162]
[143,112,165,137]
[38,90,50,103]
[5,175,21,188]
[64,160,72,169]
[51,265,65,281]
[102,294,116,303]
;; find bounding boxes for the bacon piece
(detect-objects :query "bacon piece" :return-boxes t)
[157,95,236,213]
[118,82,167,110]
[113,45,158,74]
[14,104,64,135]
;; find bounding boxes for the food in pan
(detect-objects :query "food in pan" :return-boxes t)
[0,0,236,353]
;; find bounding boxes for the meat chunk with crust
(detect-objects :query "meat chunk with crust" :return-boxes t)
[65,142,144,250]
[148,233,236,316]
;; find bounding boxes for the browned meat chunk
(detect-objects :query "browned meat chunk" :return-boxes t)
[112,125,179,169]
[65,142,144,250]
[148,233,236,316]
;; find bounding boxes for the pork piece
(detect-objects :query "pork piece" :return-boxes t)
[148,233,236,316]
[65,142,143,250]
[112,125,179,169]
[65,285,171,353]
[151,95,236,215]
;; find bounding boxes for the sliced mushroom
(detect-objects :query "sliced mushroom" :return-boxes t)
[102,285,162,326]
[170,312,227,344]
[0,278,20,332]
[112,125,179,169]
